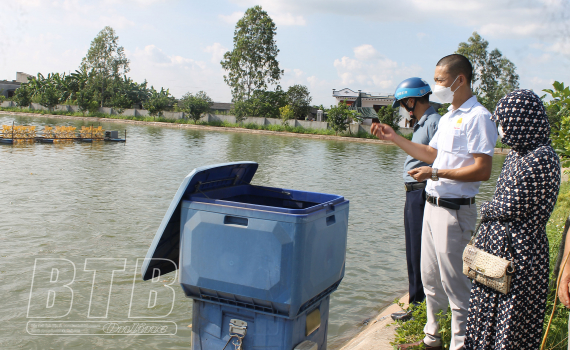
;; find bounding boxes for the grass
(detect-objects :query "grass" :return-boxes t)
[0,107,383,140]
[392,180,570,350]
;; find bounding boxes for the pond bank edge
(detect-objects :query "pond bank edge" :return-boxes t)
[0,110,510,155]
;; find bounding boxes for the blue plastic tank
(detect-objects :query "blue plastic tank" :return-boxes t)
[142,162,349,319]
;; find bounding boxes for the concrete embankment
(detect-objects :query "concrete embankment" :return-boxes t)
[0,110,510,154]
[337,294,409,350]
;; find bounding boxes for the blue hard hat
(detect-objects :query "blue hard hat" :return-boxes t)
[392,77,432,108]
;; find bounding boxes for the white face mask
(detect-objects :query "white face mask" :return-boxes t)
[400,106,412,121]
[498,125,505,138]
[432,76,460,103]
[400,102,412,121]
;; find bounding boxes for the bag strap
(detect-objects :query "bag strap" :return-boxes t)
[470,220,515,264]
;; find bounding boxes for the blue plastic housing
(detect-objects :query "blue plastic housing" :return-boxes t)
[191,295,330,350]
[180,184,349,319]
[141,162,349,320]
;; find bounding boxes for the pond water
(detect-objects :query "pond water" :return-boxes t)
[0,114,505,349]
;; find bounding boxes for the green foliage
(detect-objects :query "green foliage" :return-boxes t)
[143,87,175,118]
[81,26,130,107]
[232,89,287,122]
[496,139,509,149]
[279,105,294,125]
[221,5,283,101]
[286,84,312,120]
[232,100,249,123]
[180,91,213,123]
[399,131,414,141]
[248,89,287,118]
[76,88,98,115]
[438,103,451,116]
[38,84,60,111]
[377,105,401,133]
[327,102,351,135]
[13,86,31,108]
[544,81,570,168]
[456,32,520,112]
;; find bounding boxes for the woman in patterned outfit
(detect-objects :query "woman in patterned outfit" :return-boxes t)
[464,89,561,350]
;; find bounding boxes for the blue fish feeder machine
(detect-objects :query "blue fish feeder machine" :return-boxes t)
[142,162,349,350]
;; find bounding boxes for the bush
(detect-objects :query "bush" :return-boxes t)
[279,105,294,125]
[180,91,213,123]
[327,102,351,135]
[377,105,401,133]
[13,86,31,108]
[544,81,570,168]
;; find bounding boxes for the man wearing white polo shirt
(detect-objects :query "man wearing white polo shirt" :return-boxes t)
[371,54,498,350]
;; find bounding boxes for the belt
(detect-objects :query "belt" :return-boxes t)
[404,182,426,192]
[426,194,475,210]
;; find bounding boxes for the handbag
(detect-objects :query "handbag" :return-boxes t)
[462,221,515,294]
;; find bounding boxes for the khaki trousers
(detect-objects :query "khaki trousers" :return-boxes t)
[421,202,477,350]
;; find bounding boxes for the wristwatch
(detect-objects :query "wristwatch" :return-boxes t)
[431,167,439,181]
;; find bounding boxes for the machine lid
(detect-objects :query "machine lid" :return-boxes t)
[141,161,259,281]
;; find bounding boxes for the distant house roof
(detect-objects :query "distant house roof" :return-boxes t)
[333,88,394,100]
[211,102,234,110]
[350,106,378,119]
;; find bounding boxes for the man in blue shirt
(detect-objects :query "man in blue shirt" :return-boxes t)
[389,78,441,322]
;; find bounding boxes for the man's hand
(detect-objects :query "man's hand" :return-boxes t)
[559,270,570,308]
[370,123,396,141]
[408,166,432,182]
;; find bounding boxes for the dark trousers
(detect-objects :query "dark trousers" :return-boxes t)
[404,183,426,305]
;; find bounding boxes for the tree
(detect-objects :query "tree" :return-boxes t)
[246,89,286,118]
[76,88,98,115]
[286,84,312,120]
[221,6,283,102]
[279,105,294,125]
[456,32,520,112]
[232,89,286,122]
[13,86,31,108]
[180,91,213,123]
[327,102,352,135]
[80,26,130,107]
[377,105,401,133]
[38,84,60,112]
[143,87,174,119]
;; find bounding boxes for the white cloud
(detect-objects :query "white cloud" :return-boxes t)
[417,32,427,40]
[353,44,381,61]
[130,45,229,100]
[334,44,422,91]
[478,23,545,38]
[545,42,570,56]
[219,11,244,24]
[204,43,228,64]
[272,13,306,26]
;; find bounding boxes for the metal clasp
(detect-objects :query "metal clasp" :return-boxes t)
[229,319,247,337]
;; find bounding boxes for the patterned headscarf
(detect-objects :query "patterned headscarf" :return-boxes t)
[492,89,551,152]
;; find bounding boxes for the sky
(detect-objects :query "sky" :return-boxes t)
[1,0,569,106]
